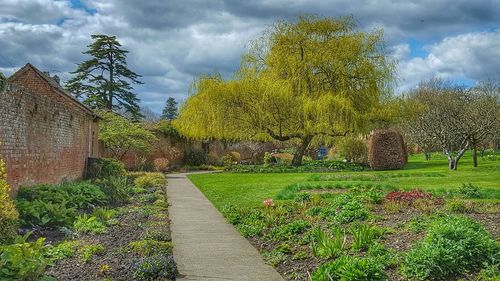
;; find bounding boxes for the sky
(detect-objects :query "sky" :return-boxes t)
[1,0,499,114]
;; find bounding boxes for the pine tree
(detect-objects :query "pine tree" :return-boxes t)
[66,34,143,118]
[161,97,178,120]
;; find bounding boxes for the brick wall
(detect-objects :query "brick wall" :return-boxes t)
[0,80,98,192]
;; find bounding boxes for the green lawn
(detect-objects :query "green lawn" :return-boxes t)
[188,152,500,209]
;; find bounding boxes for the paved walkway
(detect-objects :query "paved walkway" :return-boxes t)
[167,173,284,281]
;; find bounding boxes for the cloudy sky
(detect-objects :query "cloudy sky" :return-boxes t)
[1,0,499,113]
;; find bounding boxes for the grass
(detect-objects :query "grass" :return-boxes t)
[188,152,500,209]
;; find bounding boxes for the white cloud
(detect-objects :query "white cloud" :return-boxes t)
[396,30,500,91]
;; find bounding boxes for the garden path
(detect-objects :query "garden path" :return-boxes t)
[167,172,284,281]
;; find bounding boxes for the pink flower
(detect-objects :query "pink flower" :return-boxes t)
[263,198,275,207]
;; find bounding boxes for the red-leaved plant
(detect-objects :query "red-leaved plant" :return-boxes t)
[385,189,443,206]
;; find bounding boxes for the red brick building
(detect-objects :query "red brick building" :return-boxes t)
[0,63,100,192]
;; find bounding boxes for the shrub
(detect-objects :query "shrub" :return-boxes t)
[401,215,499,280]
[368,129,407,170]
[16,200,77,228]
[97,176,131,205]
[73,215,107,234]
[153,158,170,172]
[263,152,273,166]
[312,256,386,281]
[129,239,173,256]
[183,149,206,166]
[457,183,482,199]
[311,228,347,259]
[336,137,368,164]
[0,158,19,243]
[0,235,51,280]
[134,173,167,190]
[132,253,178,280]
[86,157,126,180]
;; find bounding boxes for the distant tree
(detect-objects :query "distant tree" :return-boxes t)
[66,34,143,118]
[467,79,500,167]
[175,16,394,166]
[161,97,178,120]
[141,106,161,123]
[99,111,158,160]
[403,79,499,170]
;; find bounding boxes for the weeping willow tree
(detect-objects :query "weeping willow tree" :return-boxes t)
[175,15,395,165]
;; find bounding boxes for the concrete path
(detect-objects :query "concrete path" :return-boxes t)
[167,172,284,281]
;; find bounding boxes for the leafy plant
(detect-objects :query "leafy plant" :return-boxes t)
[92,207,118,222]
[143,229,171,242]
[457,183,482,199]
[139,193,160,204]
[16,200,77,228]
[262,250,286,267]
[129,239,173,256]
[86,157,126,180]
[401,215,499,280]
[264,220,311,242]
[312,255,386,281]
[311,227,347,259]
[294,192,312,204]
[132,253,178,280]
[0,235,52,281]
[97,176,131,205]
[134,173,167,190]
[73,215,107,234]
[79,244,104,263]
[351,223,379,251]
[46,240,80,261]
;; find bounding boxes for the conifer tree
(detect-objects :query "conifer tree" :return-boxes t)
[161,97,178,120]
[66,34,143,118]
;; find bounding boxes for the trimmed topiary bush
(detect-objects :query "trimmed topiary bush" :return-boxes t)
[0,157,19,243]
[368,129,407,170]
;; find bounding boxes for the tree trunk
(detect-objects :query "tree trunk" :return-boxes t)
[445,145,468,171]
[424,147,431,161]
[291,135,313,166]
[472,144,478,168]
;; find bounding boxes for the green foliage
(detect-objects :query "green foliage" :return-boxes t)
[457,183,482,198]
[227,160,364,174]
[99,111,158,160]
[401,215,499,280]
[65,34,143,117]
[92,207,118,223]
[237,223,265,238]
[183,148,207,166]
[176,16,394,166]
[17,181,106,210]
[132,253,178,280]
[263,152,273,167]
[161,97,178,120]
[143,229,171,242]
[155,120,183,141]
[79,244,105,263]
[325,195,369,224]
[139,193,160,204]
[312,255,387,281]
[350,224,379,251]
[73,215,107,234]
[311,228,347,259]
[336,137,368,164]
[265,220,311,242]
[134,173,167,190]
[0,236,51,281]
[262,250,286,267]
[0,157,19,244]
[86,157,126,180]
[16,200,77,228]
[47,240,80,261]
[294,192,312,204]
[129,239,173,256]
[97,176,131,205]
